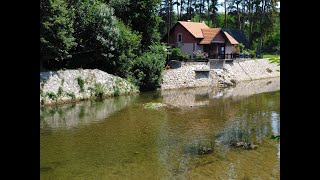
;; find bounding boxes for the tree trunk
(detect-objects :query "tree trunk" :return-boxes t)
[242,0,246,31]
[237,2,240,29]
[180,0,182,20]
[257,0,265,57]
[224,0,227,28]
[207,0,210,25]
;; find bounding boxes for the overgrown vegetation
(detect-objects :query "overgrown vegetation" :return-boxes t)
[46,92,57,101]
[57,86,63,96]
[169,48,190,61]
[77,77,85,93]
[93,83,105,99]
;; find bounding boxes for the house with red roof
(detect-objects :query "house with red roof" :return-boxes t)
[162,21,240,59]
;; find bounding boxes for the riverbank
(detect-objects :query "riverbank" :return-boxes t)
[161,58,280,90]
[40,69,139,106]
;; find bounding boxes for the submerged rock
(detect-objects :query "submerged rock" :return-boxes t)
[198,147,214,155]
[232,141,258,150]
[144,102,176,110]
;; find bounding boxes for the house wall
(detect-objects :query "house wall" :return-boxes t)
[225,41,234,54]
[181,43,194,56]
[167,23,204,56]
[212,32,225,43]
[168,23,199,45]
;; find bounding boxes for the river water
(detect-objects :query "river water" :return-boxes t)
[40,77,280,179]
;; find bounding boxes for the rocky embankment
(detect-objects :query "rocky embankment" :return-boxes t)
[40,69,139,106]
[161,58,280,89]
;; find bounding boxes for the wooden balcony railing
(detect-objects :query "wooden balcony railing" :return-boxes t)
[208,53,240,59]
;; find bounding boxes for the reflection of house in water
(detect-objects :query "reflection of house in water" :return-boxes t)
[40,95,137,129]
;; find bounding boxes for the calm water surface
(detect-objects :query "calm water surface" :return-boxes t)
[40,78,280,179]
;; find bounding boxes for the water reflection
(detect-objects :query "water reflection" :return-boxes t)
[40,95,138,129]
[40,78,280,179]
[161,77,280,107]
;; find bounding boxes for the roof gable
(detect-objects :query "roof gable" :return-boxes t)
[223,31,239,44]
[178,21,209,38]
[199,28,222,44]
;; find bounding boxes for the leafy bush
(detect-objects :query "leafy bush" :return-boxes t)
[169,48,189,61]
[132,43,167,91]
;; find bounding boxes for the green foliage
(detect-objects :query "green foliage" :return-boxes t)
[262,22,280,54]
[77,76,85,92]
[110,0,161,50]
[271,135,280,140]
[40,0,76,60]
[66,92,76,100]
[46,92,57,100]
[239,43,245,52]
[264,55,280,67]
[94,83,105,99]
[57,86,63,96]
[108,20,142,78]
[169,48,189,61]
[132,43,167,91]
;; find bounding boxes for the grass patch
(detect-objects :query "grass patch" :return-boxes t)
[57,86,63,97]
[94,83,105,99]
[77,76,85,93]
[46,92,57,100]
[66,92,75,100]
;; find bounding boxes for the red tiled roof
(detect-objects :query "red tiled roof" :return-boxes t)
[199,28,222,44]
[178,21,209,38]
[223,31,239,44]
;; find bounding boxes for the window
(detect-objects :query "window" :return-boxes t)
[177,33,182,42]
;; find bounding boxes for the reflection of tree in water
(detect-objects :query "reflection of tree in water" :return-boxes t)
[40,95,138,129]
[215,93,280,149]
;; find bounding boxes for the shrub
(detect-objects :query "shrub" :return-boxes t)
[94,83,105,99]
[57,86,63,96]
[77,76,85,92]
[46,92,57,100]
[132,43,167,91]
[169,48,189,61]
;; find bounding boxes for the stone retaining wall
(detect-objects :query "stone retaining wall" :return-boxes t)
[161,65,213,90]
[40,69,139,106]
[161,58,280,90]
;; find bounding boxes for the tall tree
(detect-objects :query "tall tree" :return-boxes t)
[110,0,162,50]
[40,0,76,61]
[210,0,218,27]
[224,0,227,27]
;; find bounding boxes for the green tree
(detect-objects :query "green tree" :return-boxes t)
[110,0,162,50]
[40,0,76,61]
